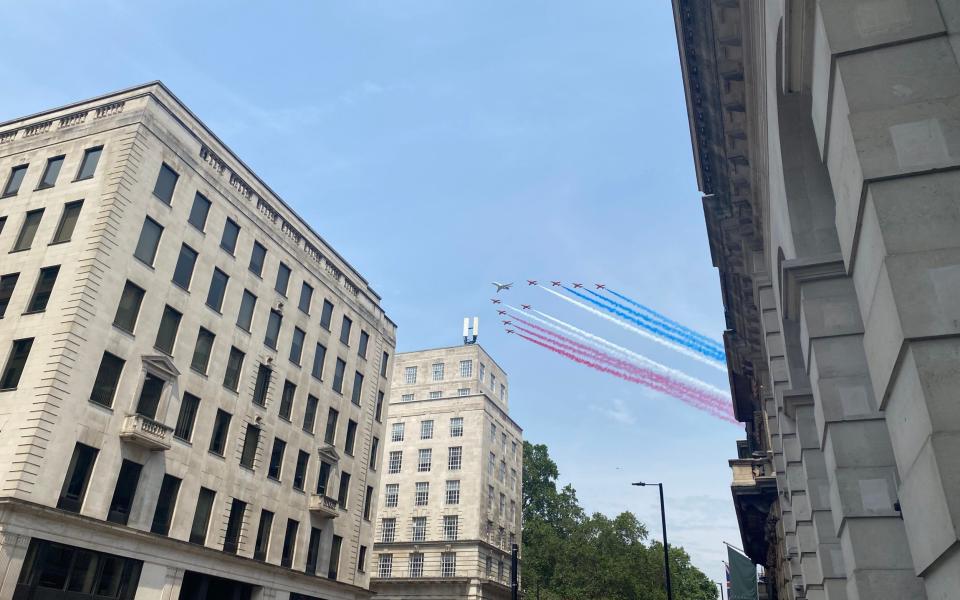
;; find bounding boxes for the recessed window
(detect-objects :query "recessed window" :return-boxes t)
[446,480,461,505]
[279,379,296,420]
[414,518,428,544]
[150,474,181,535]
[152,163,178,204]
[90,351,124,407]
[420,420,434,440]
[240,423,260,469]
[174,392,200,441]
[188,192,211,231]
[205,268,228,312]
[379,554,393,578]
[237,289,257,331]
[358,545,367,573]
[275,262,291,296]
[404,366,417,384]
[381,351,390,377]
[387,450,402,474]
[369,437,379,470]
[417,448,432,472]
[317,461,332,496]
[448,446,462,470]
[209,409,232,455]
[458,388,470,396]
[134,217,164,266]
[13,209,44,252]
[329,535,343,580]
[306,526,322,575]
[429,391,441,399]
[172,244,198,290]
[358,331,369,359]
[303,394,319,434]
[253,509,274,561]
[332,358,346,393]
[401,393,413,402]
[441,553,456,577]
[107,459,143,525]
[25,265,59,313]
[190,328,215,374]
[340,316,352,345]
[290,327,305,365]
[351,371,364,406]
[375,391,384,422]
[2,164,28,197]
[267,437,286,480]
[252,365,272,407]
[0,273,19,318]
[450,417,464,437]
[248,241,266,276]
[345,419,358,456]
[57,442,99,512]
[391,422,405,442]
[432,362,445,381]
[37,155,64,190]
[50,200,83,244]
[76,147,102,181]
[294,450,309,491]
[337,472,351,509]
[320,299,334,330]
[113,280,145,333]
[220,218,240,254]
[414,481,429,506]
[443,514,459,539]
[190,487,216,544]
[409,551,424,576]
[154,305,182,355]
[384,484,398,507]
[459,360,473,377]
[135,373,164,419]
[281,519,298,568]
[324,407,339,445]
[298,282,314,316]
[311,343,327,380]
[264,309,282,349]
[223,347,245,391]
[223,498,246,554]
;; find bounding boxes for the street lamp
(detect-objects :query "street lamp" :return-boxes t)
[633,482,673,600]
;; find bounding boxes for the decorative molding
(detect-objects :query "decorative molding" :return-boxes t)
[780,254,846,320]
[0,100,125,146]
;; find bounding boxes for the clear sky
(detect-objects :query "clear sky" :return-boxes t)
[2,0,742,586]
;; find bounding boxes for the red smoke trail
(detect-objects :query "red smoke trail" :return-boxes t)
[513,332,737,423]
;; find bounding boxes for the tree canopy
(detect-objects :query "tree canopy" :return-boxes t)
[522,441,718,600]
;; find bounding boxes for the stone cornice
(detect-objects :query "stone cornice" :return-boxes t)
[779,253,846,321]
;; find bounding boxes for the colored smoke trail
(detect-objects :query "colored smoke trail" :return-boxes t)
[538,285,727,371]
[605,287,722,350]
[567,286,725,361]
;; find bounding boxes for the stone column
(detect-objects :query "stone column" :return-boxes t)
[0,532,30,599]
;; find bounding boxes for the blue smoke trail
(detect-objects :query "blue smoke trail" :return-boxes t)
[603,288,722,350]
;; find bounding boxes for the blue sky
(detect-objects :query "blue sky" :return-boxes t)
[2,0,742,585]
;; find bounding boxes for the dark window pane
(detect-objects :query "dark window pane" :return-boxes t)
[174,392,200,441]
[369,438,379,470]
[298,282,313,313]
[0,272,19,318]
[275,262,291,296]
[190,328,215,374]
[332,358,346,393]
[2,164,28,197]
[237,290,257,331]
[289,327,305,365]
[57,442,99,512]
[249,241,266,276]
[351,371,364,406]
[151,474,182,535]
[77,147,102,180]
[268,437,286,479]
[305,527,322,575]
[26,265,59,313]
[1,337,33,389]
[294,450,309,490]
[190,487,216,544]
[264,309,282,349]
[240,424,260,469]
[316,461,331,496]
[303,395,319,433]
[340,316,352,345]
[154,305,182,354]
[113,281,145,332]
[279,380,295,420]
[358,331,369,359]
[134,217,163,266]
[375,391,384,422]
[252,365,272,407]
[223,499,246,554]
[188,192,210,231]
[358,545,367,573]
[135,373,165,420]
[220,218,240,254]
[153,163,178,204]
[254,509,274,561]
[320,300,333,329]
[51,200,83,244]
[223,347,244,391]
[311,343,326,380]
[324,408,338,445]
[205,268,228,312]
[281,519,298,568]
[107,459,143,524]
[345,420,357,456]
[37,155,64,190]
[363,485,373,519]
[337,472,351,509]
[90,352,124,407]
[381,351,389,377]
[329,535,343,579]
[209,409,232,455]
[172,244,198,290]
[13,209,44,251]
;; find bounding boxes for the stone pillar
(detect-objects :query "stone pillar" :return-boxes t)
[0,532,30,599]
[133,564,184,600]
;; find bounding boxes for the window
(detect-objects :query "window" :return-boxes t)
[499,493,506,514]
[280,518,298,567]
[417,449,431,472]
[1,338,33,389]
[499,460,506,482]
[324,408,339,444]
[37,155,64,189]
[135,373,164,419]
[363,485,374,520]
[450,417,464,438]
[448,446,462,470]
[107,459,142,524]
[404,366,417,384]
[298,282,313,313]
[154,305,182,354]
[459,360,473,377]
[479,363,485,382]
[219,218,240,254]
[187,192,210,231]
[289,328,306,365]
[0,273,16,318]
[25,265,59,313]
[379,554,393,578]
[401,393,414,402]
[303,394,319,433]
[432,362,445,381]
[311,342,326,380]
[387,451,402,474]
[441,553,456,577]
[252,365,272,407]
[151,474,181,535]
[13,209,44,251]
[316,461,332,496]
[491,374,497,389]
[209,409,232,455]
[384,484,398,507]
[391,422,405,442]
[510,500,517,522]
[248,241,266,276]
[174,392,200,441]
[358,546,367,573]
[488,486,495,509]
[498,560,505,581]
[89,352,124,407]
[205,268,228,312]
[345,420,358,455]
[512,441,518,460]
[381,351,390,376]
[446,480,461,505]
[223,347,245,391]
[358,330,369,358]
[458,388,470,396]
[511,468,518,490]
[375,391,384,422]
[190,328,215,374]
[421,420,434,440]
[369,437,380,470]
[411,517,426,542]
[240,424,260,469]
[351,371,364,405]
[275,262,291,296]
[189,487,216,544]
[408,552,424,577]
[429,391,441,399]
[337,472,351,508]
[113,280,144,332]
[51,200,82,244]
[279,380,295,420]
[490,422,497,443]
[152,163,178,203]
[253,509,273,561]
[223,498,246,554]
[501,384,506,401]
[171,244,198,289]
[294,451,309,490]
[264,310,282,349]
[502,433,507,451]
[57,442,99,512]
[267,437,286,479]
[488,453,495,476]
[235,290,257,332]
[415,482,429,506]
[332,358,346,393]
[320,299,334,329]
[329,535,343,580]
[306,526,322,575]
[486,555,493,577]
[134,217,163,265]
[2,164,28,197]
[444,515,459,540]
[340,315,352,345]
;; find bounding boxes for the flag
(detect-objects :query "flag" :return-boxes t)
[727,546,758,600]
[724,560,731,597]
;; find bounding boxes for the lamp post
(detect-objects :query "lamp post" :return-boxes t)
[633,482,673,600]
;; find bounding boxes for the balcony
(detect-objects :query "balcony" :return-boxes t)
[119,414,173,451]
[730,455,777,565]
[309,494,340,519]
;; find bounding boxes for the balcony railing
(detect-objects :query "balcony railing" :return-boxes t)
[119,414,172,451]
[309,494,340,518]
[730,457,774,486]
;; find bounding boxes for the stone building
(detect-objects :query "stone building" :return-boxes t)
[370,339,522,600]
[672,1,960,599]
[0,82,396,599]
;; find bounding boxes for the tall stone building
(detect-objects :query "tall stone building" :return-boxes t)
[370,338,522,600]
[673,1,960,599]
[0,83,396,599]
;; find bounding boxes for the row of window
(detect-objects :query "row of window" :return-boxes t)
[380,479,461,508]
[486,486,519,523]
[380,514,461,543]
[0,198,83,257]
[399,388,472,402]
[385,447,463,474]
[1,146,102,198]
[377,552,458,579]
[390,417,463,442]
[400,360,505,400]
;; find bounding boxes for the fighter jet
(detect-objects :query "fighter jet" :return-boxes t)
[502,320,513,325]
[491,298,502,305]
[595,283,606,290]
[527,280,538,286]
[572,283,584,289]
[506,329,515,334]
[551,281,562,286]
[497,310,507,315]
[491,282,513,293]
[521,304,531,310]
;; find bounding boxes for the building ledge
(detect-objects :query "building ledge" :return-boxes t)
[119,414,172,451]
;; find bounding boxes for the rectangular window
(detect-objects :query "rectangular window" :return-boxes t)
[418,449,432,472]
[240,424,260,469]
[279,380,295,420]
[294,450,309,490]
[311,342,326,380]
[51,200,82,244]
[76,147,103,179]
[375,391,384,422]
[358,545,367,573]
[187,192,210,231]
[391,422,405,442]
[324,408,339,445]
[339,316,352,345]
[281,518,298,567]
[113,280,144,333]
[25,265,59,313]
[252,365,272,407]
[429,391,441,399]
[409,552,424,577]
[357,331,370,360]
[500,493,506,514]
[450,417,464,438]
[369,437,379,470]
[381,351,389,377]
[345,420,358,455]
[444,515,459,540]
[13,209,44,251]
[174,392,200,441]
[37,155,64,189]
[152,163,178,204]
[267,437,286,480]
[446,480,461,505]
[305,526,322,575]
[171,243,198,290]
[209,409,232,455]
[384,483,398,507]
[480,363,485,382]
[332,358,346,393]
[150,474,181,535]
[248,241,266,276]
[303,394,319,434]
[491,422,497,443]
[189,487,216,544]
[253,509,274,561]
[488,486,494,509]
[135,373,164,419]
[2,164,28,197]
[432,362,445,381]
[154,305,182,355]
[205,268,228,312]
[1,338,34,390]
[320,299,334,330]
[501,384,506,401]
[134,216,163,266]
[381,518,396,543]
[387,451,402,474]
[0,273,16,318]
[379,554,393,578]
[337,472,351,509]
[220,218,240,254]
[363,485,374,520]
[329,535,342,580]
[420,420,434,440]
[298,282,313,314]
[237,289,257,331]
[275,262,291,296]
[223,347,245,391]
[441,553,456,577]
[401,393,414,402]
[415,482,429,506]
[223,498,246,554]
[448,446,462,470]
[459,360,473,377]
[488,453,495,476]
[264,309,282,349]
[290,327,305,365]
[190,328,215,374]
[500,460,507,482]
[316,461,332,496]
[107,459,142,525]
[404,366,417,384]
[458,388,470,396]
[90,351,124,407]
[351,371,364,405]
[57,442,99,512]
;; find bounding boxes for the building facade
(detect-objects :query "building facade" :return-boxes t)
[673,1,960,599]
[0,83,396,600]
[370,342,522,600]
